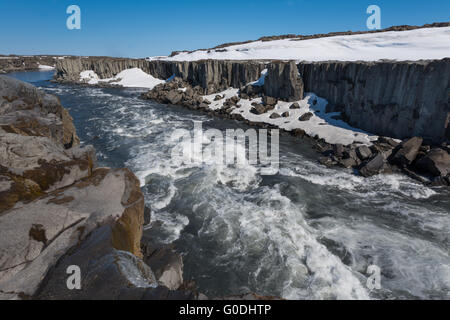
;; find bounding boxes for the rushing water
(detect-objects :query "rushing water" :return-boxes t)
[7,71,450,300]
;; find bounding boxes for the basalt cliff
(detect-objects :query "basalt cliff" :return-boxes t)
[54,56,450,186]
[55,57,450,144]
[0,56,61,74]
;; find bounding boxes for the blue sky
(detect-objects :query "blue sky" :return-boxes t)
[0,0,448,57]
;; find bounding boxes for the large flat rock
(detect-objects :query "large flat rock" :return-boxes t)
[0,167,145,299]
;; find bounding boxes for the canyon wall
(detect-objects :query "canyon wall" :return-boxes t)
[55,57,450,143]
[56,58,266,94]
[0,56,59,73]
[298,59,450,143]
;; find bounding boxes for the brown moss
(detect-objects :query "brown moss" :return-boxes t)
[22,158,91,191]
[13,117,51,138]
[47,196,74,205]
[29,224,47,244]
[1,124,29,136]
[0,173,43,214]
[111,197,145,258]
[2,95,18,103]
[75,168,110,189]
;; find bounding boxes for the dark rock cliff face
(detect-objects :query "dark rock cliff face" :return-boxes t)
[298,59,450,144]
[55,57,150,81]
[0,56,58,74]
[263,61,304,101]
[55,57,450,143]
[165,60,266,94]
[55,58,266,94]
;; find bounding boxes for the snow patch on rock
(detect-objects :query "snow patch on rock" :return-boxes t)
[202,90,378,145]
[80,68,165,89]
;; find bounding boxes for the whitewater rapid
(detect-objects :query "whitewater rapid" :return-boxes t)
[13,70,449,300]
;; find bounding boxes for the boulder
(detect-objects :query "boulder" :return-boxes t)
[299,112,313,121]
[166,90,183,105]
[343,149,361,165]
[262,96,277,106]
[35,225,158,300]
[319,156,335,167]
[339,157,357,168]
[416,148,450,177]
[270,113,281,119]
[390,137,423,166]
[292,129,306,137]
[289,102,300,109]
[141,239,184,291]
[250,104,270,115]
[332,144,345,157]
[356,146,373,161]
[378,136,399,148]
[359,153,388,177]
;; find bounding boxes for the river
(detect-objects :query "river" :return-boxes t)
[7,70,450,300]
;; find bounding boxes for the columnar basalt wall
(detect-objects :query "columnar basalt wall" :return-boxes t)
[298,59,450,143]
[55,58,267,94]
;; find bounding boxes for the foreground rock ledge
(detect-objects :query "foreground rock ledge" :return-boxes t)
[0,76,186,300]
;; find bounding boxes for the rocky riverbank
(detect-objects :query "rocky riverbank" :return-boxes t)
[0,55,61,74]
[141,76,450,186]
[0,75,195,300]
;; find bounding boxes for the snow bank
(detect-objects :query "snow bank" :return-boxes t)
[151,27,450,62]
[38,65,55,70]
[80,70,100,84]
[249,69,268,86]
[202,89,378,145]
[79,68,165,89]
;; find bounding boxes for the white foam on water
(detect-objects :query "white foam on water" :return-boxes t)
[145,211,190,244]
[52,82,449,300]
[279,158,437,201]
[319,221,450,299]
[191,178,370,299]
